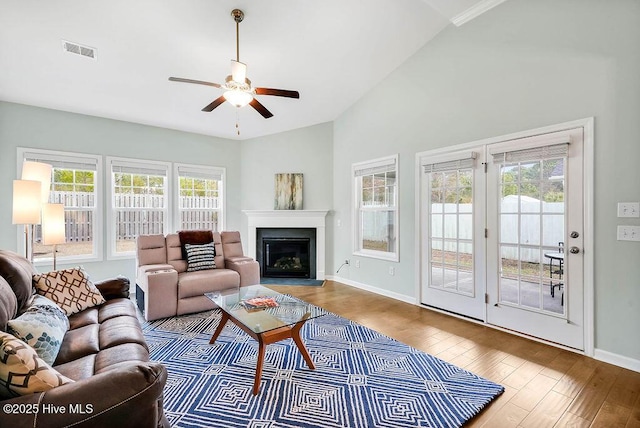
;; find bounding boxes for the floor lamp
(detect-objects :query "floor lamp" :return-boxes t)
[19,161,53,261]
[12,180,42,261]
[42,203,65,270]
[22,161,52,203]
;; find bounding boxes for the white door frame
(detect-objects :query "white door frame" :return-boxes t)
[415,117,594,356]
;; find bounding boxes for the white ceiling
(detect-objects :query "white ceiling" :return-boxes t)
[0,0,503,140]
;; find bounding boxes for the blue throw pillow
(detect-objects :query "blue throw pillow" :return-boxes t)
[185,242,216,272]
[7,295,69,366]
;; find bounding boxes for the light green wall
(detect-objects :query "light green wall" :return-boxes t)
[0,101,242,281]
[332,0,640,360]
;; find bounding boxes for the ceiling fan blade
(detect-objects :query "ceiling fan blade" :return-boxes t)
[254,87,300,99]
[169,77,221,88]
[202,96,226,112]
[249,98,274,118]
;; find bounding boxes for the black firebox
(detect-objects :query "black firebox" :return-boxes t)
[256,228,316,279]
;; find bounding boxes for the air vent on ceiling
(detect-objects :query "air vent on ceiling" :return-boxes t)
[62,40,97,60]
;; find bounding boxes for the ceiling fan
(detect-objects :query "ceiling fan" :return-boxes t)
[169,9,299,119]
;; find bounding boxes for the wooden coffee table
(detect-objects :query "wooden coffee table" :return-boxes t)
[205,285,327,395]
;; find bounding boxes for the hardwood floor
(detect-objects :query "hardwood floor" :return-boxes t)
[269,280,640,428]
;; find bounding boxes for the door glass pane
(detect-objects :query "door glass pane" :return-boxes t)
[498,157,566,315]
[431,266,444,288]
[459,214,473,240]
[444,214,457,238]
[499,245,518,304]
[501,214,518,244]
[521,215,540,246]
[428,168,474,296]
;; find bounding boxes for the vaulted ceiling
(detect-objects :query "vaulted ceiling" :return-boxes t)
[0,0,506,140]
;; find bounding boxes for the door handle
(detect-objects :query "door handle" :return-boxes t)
[569,246,580,254]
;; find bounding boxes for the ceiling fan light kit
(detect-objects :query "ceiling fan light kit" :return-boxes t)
[169,8,299,122]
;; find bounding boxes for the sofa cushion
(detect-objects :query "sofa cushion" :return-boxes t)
[97,298,140,323]
[178,269,239,299]
[136,234,167,266]
[53,354,96,381]
[166,234,188,273]
[7,295,69,365]
[55,324,100,365]
[185,242,216,272]
[94,343,150,374]
[99,316,147,350]
[0,250,36,313]
[221,231,245,258]
[0,331,74,398]
[0,277,17,332]
[33,267,106,316]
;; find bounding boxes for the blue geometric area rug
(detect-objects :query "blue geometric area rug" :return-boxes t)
[143,309,504,428]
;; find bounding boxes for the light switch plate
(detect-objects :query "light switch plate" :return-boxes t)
[617,225,640,241]
[617,202,640,218]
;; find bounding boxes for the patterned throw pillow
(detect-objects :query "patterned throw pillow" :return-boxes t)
[0,331,74,398]
[7,295,70,366]
[185,242,216,272]
[33,267,106,316]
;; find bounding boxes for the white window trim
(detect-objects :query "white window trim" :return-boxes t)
[106,156,171,260]
[352,154,400,262]
[173,163,226,232]
[16,147,103,265]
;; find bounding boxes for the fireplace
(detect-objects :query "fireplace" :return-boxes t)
[257,228,316,279]
[244,210,328,280]
[263,238,310,278]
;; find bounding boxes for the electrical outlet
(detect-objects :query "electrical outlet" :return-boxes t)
[355,260,360,268]
[617,225,640,241]
[337,219,342,227]
[388,266,395,276]
[617,202,640,218]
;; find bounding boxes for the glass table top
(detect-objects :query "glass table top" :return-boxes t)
[205,285,328,335]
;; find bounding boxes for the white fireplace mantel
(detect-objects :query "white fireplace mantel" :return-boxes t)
[244,210,329,280]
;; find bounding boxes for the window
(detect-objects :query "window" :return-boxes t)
[353,155,399,261]
[108,157,170,257]
[175,164,225,232]
[18,148,102,262]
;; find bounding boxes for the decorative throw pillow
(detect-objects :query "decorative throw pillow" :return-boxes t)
[179,230,214,260]
[33,267,106,316]
[0,331,74,399]
[7,295,70,366]
[185,242,216,272]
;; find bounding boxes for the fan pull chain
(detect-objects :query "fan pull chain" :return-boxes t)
[236,110,241,136]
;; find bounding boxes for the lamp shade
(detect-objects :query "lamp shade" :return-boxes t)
[21,161,52,203]
[42,203,66,245]
[12,180,42,224]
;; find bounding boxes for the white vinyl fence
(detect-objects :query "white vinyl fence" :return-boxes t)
[431,195,564,263]
[39,191,220,243]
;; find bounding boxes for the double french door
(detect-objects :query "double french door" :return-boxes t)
[419,124,588,350]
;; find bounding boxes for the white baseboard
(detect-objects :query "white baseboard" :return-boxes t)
[325,275,417,305]
[594,348,640,373]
